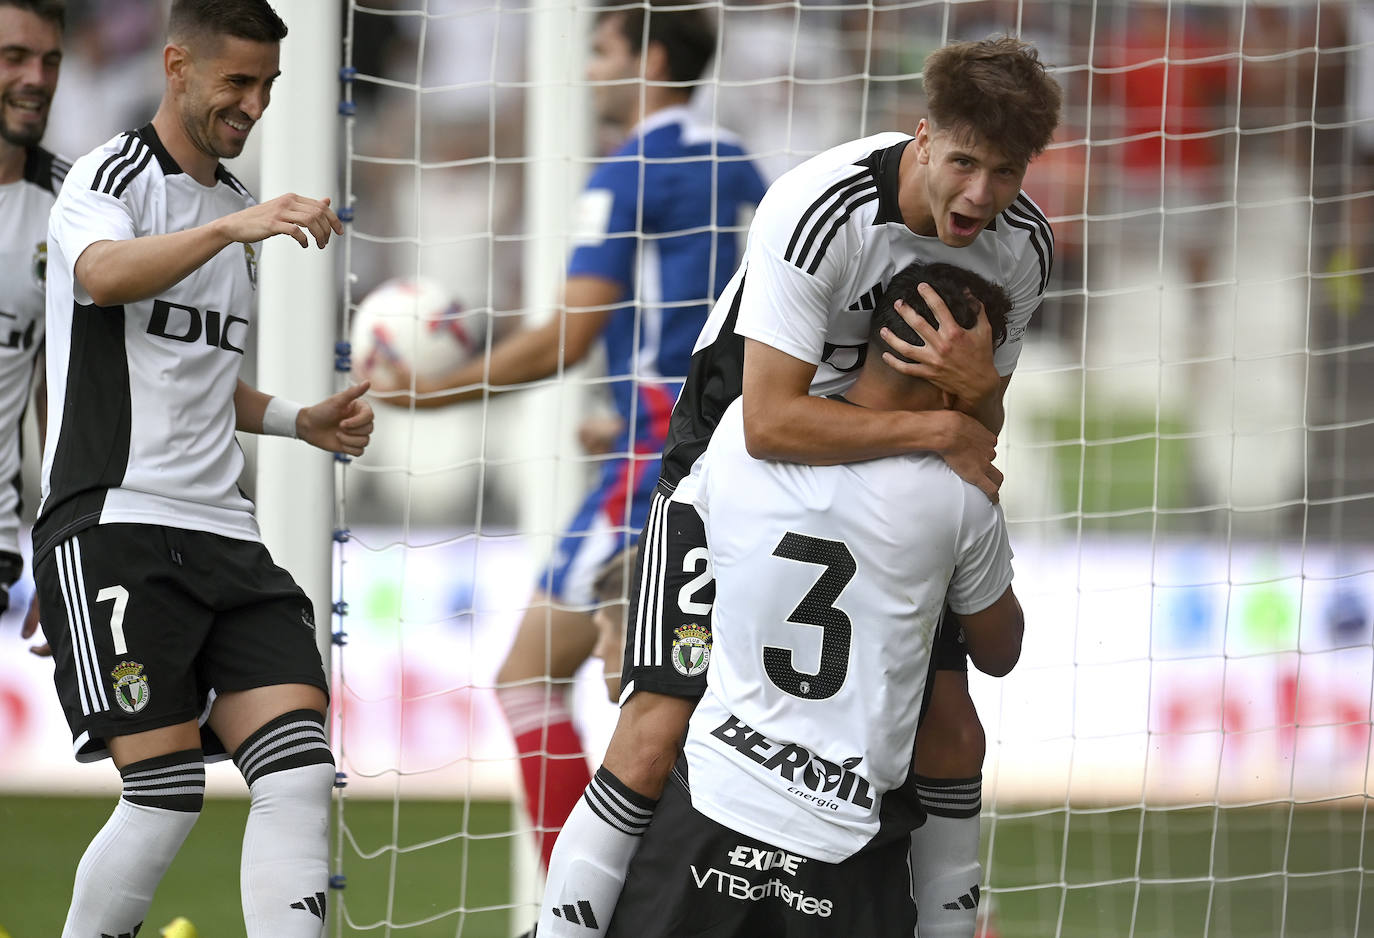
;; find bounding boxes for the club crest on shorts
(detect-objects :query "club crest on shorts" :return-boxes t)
[111,660,151,714]
[244,242,258,289]
[671,623,711,677]
[31,240,47,286]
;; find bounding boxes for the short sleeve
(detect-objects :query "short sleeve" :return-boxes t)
[49,171,138,306]
[994,195,1055,376]
[732,178,853,366]
[946,499,1014,615]
[567,157,642,292]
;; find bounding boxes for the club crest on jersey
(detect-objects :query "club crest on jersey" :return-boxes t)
[244,243,258,289]
[111,661,151,714]
[31,241,47,286]
[672,623,711,677]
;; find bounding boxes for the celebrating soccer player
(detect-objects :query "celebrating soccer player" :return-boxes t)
[363,3,767,872]
[0,0,65,655]
[35,2,372,936]
[539,35,1061,938]
[607,262,1023,937]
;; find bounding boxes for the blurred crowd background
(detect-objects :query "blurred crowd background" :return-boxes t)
[27,0,1374,551]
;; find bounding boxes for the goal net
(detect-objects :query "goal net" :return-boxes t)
[333,1,1373,935]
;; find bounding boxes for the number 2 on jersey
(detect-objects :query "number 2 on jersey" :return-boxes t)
[765,533,855,700]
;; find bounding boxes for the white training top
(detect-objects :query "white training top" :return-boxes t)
[36,124,261,559]
[0,146,67,558]
[684,399,1013,863]
[658,132,1052,491]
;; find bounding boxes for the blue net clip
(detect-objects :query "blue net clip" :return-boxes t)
[332,629,349,647]
[334,771,348,789]
[338,100,356,117]
[333,528,351,543]
[329,874,347,890]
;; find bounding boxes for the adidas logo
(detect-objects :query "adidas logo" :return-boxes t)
[550,899,599,929]
[291,891,328,921]
[100,926,141,938]
[942,883,981,911]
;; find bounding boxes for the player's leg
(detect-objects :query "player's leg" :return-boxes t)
[910,612,987,938]
[199,533,334,938]
[36,527,212,938]
[539,490,710,937]
[496,591,598,870]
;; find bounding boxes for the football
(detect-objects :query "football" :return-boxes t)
[350,277,483,384]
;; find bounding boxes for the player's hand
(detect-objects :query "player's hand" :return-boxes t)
[21,593,50,657]
[931,409,1002,502]
[218,194,344,249]
[578,414,624,454]
[880,283,1000,408]
[298,381,375,456]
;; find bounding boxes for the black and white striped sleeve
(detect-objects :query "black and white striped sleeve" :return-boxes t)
[732,167,870,367]
[993,192,1055,376]
[49,141,141,302]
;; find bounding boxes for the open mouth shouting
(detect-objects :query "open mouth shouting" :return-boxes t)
[949,211,984,239]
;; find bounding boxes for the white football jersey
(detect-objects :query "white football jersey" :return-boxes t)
[0,147,67,557]
[660,132,1052,490]
[684,400,1013,863]
[36,125,261,558]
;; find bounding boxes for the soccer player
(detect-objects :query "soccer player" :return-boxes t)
[36,2,372,936]
[538,36,1060,938]
[366,3,766,870]
[0,0,65,655]
[606,261,1023,937]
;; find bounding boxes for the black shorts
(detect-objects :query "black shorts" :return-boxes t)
[621,490,715,700]
[931,605,969,673]
[36,524,328,762]
[607,769,916,938]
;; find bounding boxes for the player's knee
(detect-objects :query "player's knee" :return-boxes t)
[233,708,335,793]
[602,692,695,799]
[914,683,986,777]
[118,748,207,817]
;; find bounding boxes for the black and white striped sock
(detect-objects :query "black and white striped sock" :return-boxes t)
[911,773,984,938]
[538,767,657,937]
[234,710,334,938]
[61,750,204,938]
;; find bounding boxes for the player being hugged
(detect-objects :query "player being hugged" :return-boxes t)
[35,2,371,937]
[607,262,1024,938]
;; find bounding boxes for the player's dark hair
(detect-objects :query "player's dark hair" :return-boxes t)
[922,36,1061,166]
[593,544,638,604]
[168,0,287,48]
[871,262,1011,361]
[0,0,65,29]
[599,3,716,87]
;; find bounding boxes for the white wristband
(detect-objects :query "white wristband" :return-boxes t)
[262,395,302,439]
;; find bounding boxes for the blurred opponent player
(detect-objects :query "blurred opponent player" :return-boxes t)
[0,0,66,653]
[606,262,1024,937]
[35,2,372,936]
[539,36,1060,938]
[367,3,766,870]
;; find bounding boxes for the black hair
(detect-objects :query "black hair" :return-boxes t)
[598,3,715,86]
[0,0,65,29]
[168,0,287,47]
[871,262,1011,359]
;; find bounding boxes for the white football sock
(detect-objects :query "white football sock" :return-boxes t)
[538,767,657,937]
[911,774,983,938]
[234,710,335,937]
[62,750,205,938]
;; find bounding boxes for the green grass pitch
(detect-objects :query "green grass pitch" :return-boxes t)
[1,796,1368,937]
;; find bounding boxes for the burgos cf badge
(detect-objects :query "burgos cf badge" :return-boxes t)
[111,661,151,714]
[31,240,47,286]
[244,242,258,289]
[671,623,711,677]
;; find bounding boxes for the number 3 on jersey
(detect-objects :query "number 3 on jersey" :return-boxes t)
[766,533,855,700]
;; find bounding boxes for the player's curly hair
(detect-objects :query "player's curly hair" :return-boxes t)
[922,36,1062,166]
[0,0,65,28]
[598,2,716,87]
[169,0,287,47]
[871,262,1011,361]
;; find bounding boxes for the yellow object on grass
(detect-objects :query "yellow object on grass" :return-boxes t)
[160,917,199,938]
